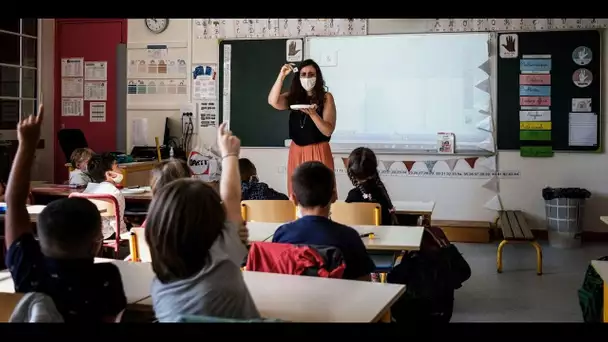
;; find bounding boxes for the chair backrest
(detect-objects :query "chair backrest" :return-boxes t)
[129,228,151,262]
[0,293,24,322]
[241,200,296,223]
[57,129,88,163]
[69,193,117,217]
[330,201,381,226]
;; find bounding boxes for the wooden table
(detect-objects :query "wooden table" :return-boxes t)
[118,161,160,188]
[392,201,435,221]
[592,260,608,323]
[30,184,152,203]
[246,222,424,251]
[136,269,405,322]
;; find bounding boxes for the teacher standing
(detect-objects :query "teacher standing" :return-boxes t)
[267,59,337,196]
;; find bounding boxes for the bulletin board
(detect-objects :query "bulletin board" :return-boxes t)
[496,30,602,153]
[126,44,189,106]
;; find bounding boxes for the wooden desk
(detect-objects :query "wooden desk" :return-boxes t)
[392,201,435,221]
[246,222,424,251]
[592,260,608,323]
[0,258,153,305]
[136,270,405,322]
[30,184,152,203]
[0,204,47,223]
[118,161,160,188]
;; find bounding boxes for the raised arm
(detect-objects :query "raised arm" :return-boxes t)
[217,122,242,224]
[5,105,44,248]
[268,64,292,110]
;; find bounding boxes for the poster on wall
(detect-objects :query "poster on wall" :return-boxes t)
[198,100,218,128]
[89,102,106,123]
[192,64,217,100]
[61,57,84,77]
[61,78,84,97]
[61,98,83,116]
[84,61,108,81]
[84,81,107,101]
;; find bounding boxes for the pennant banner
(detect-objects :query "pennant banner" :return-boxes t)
[381,160,395,170]
[484,194,503,211]
[482,176,499,193]
[444,159,459,171]
[477,156,496,171]
[424,160,438,173]
[341,157,348,168]
[478,59,491,75]
[475,78,491,93]
[477,135,496,153]
[464,157,478,169]
[403,161,416,172]
[474,101,491,115]
[476,116,494,132]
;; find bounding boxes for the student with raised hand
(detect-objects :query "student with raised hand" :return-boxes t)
[4,105,127,322]
[345,147,399,226]
[272,161,376,281]
[145,122,259,322]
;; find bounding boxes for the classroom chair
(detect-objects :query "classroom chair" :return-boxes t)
[68,193,127,259]
[241,200,296,223]
[57,129,88,164]
[330,201,381,226]
[0,293,24,322]
[330,202,393,283]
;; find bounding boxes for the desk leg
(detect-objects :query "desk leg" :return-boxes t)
[380,309,391,323]
[604,281,608,323]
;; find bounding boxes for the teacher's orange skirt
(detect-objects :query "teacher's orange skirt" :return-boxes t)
[287,141,335,197]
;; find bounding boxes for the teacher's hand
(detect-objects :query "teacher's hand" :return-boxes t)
[279,64,293,78]
[301,105,317,116]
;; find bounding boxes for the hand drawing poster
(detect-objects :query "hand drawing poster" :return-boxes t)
[286,39,303,62]
[499,34,518,58]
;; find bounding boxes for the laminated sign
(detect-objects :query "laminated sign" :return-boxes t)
[188,148,221,182]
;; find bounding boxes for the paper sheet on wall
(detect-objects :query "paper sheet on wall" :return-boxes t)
[84,82,107,101]
[131,118,149,147]
[89,102,106,123]
[568,112,598,147]
[198,100,218,128]
[61,58,84,77]
[61,78,84,97]
[84,61,107,81]
[146,44,168,59]
[192,64,217,100]
[61,98,83,116]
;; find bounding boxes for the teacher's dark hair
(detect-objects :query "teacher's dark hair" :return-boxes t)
[287,59,327,108]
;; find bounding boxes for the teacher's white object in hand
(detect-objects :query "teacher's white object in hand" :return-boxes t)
[290,104,315,110]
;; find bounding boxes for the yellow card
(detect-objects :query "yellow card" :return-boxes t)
[520,121,552,130]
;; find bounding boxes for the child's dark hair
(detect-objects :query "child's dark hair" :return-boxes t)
[145,178,226,283]
[292,161,334,208]
[70,148,94,168]
[86,154,114,183]
[347,147,395,211]
[37,197,102,257]
[150,159,191,195]
[238,158,257,182]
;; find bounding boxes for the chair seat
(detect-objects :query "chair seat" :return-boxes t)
[370,253,396,271]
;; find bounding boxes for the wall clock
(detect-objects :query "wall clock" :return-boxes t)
[145,19,169,34]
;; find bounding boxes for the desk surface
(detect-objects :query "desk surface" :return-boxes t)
[592,260,608,282]
[30,184,152,201]
[138,269,405,322]
[246,221,424,251]
[392,201,435,215]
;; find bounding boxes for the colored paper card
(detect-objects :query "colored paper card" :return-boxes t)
[519,110,551,122]
[519,85,551,97]
[520,59,551,73]
[520,146,553,158]
[519,74,551,85]
[520,96,551,106]
[520,130,552,141]
[520,121,551,130]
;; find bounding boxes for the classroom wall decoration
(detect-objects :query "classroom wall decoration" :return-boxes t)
[428,18,608,32]
[194,19,368,39]
[496,30,601,154]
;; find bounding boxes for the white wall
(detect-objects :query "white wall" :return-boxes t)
[127,19,608,232]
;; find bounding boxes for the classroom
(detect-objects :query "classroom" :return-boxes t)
[0,18,608,323]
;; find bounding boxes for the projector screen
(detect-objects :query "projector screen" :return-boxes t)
[304,32,492,154]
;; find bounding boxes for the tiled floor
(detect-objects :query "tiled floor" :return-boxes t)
[452,241,608,322]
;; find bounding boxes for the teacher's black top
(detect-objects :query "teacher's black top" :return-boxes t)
[288,101,330,147]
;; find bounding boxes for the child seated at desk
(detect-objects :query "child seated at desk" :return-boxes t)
[4,105,127,322]
[145,123,259,321]
[239,158,288,201]
[68,148,93,186]
[272,161,376,281]
[345,147,399,226]
[84,154,127,240]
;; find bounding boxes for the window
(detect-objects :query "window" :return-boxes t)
[305,33,492,154]
[0,19,38,129]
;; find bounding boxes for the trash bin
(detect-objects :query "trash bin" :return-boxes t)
[543,187,591,249]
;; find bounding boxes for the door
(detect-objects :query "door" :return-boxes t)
[54,19,126,183]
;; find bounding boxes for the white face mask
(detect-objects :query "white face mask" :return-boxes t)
[110,172,123,184]
[300,77,316,91]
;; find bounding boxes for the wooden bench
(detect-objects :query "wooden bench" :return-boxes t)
[496,210,543,275]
